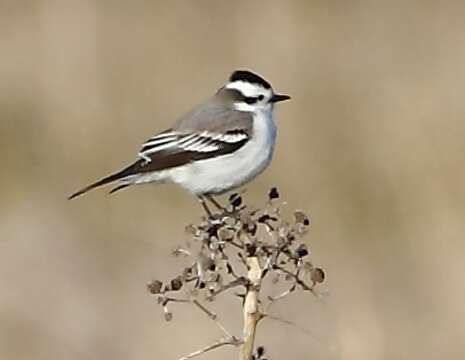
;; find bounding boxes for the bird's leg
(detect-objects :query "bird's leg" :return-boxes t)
[206,195,226,212]
[198,196,213,218]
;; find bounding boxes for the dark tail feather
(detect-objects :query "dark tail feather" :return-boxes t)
[68,168,131,200]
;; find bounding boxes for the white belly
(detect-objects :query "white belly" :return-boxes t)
[135,110,277,195]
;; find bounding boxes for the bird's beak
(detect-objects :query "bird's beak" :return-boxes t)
[270,94,291,103]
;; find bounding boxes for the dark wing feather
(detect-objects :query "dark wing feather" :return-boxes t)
[68,101,253,199]
[68,130,249,199]
[134,131,249,174]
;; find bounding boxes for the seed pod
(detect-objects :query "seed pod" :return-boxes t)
[229,193,242,207]
[296,244,309,258]
[311,267,325,284]
[218,227,235,241]
[269,187,280,200]
[147,280,163,294]
[294,210,310,226]
[170,277,183,291]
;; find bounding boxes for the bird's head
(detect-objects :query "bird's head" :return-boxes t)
[219,70,290,112]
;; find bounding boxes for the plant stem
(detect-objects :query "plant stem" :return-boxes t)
[240,257,263,360]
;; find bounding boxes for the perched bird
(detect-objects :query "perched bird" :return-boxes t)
[69,70,290,215]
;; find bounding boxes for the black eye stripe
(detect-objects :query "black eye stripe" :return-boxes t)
[225,89,265,104]
[244,95,266,104]
[223,88,265,105]
[244,96,258,104]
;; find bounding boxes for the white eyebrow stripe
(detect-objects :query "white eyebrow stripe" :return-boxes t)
[226,80,265,97]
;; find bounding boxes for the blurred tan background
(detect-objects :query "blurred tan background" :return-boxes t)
[1,1,465,359]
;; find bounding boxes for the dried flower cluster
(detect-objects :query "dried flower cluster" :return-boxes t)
[147,188,325,360]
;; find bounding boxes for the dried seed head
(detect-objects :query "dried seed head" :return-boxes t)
[218,227,235,241]
[294,210,310,226]
[170,277,183,291]
[229,193,242,208]
[243,221,257,235]
[147,280,163,294]
[257,214,273,224]
[311,267,325,284]
[253,345,266,360]
[245,243,257,257]
[296,244,309,258]
[269,187,280,200]
[182,266,193,278]
[223,216,236,227]
[148,188,323,333]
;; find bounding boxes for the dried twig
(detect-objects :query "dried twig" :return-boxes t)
[240,256,264,360]
[191,299,233,338]
[147,188,325,360]
[179,336,241,360]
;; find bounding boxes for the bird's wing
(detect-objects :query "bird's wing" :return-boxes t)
[135,128,249,173]
[68,128,249,200]
[135,106,254,172]
[139,128,248,159]
[68,103,253,199]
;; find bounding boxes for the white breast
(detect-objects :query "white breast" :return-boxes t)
[164,109,277,195]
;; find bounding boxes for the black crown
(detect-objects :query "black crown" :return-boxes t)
[229,70,271,89]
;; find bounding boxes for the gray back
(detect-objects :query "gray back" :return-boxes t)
[173,89,254,135]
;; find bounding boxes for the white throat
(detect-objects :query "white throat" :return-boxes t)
[234,102,258,112]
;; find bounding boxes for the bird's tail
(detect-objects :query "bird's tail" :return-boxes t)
[68,167,133,200]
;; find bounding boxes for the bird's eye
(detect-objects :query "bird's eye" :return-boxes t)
[258,95,264,101]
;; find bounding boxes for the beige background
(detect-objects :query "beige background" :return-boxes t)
[1,1,465,359]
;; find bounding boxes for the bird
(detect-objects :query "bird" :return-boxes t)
[68,70,290,215]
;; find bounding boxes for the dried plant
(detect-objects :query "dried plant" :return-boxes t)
[147,188,325,360]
